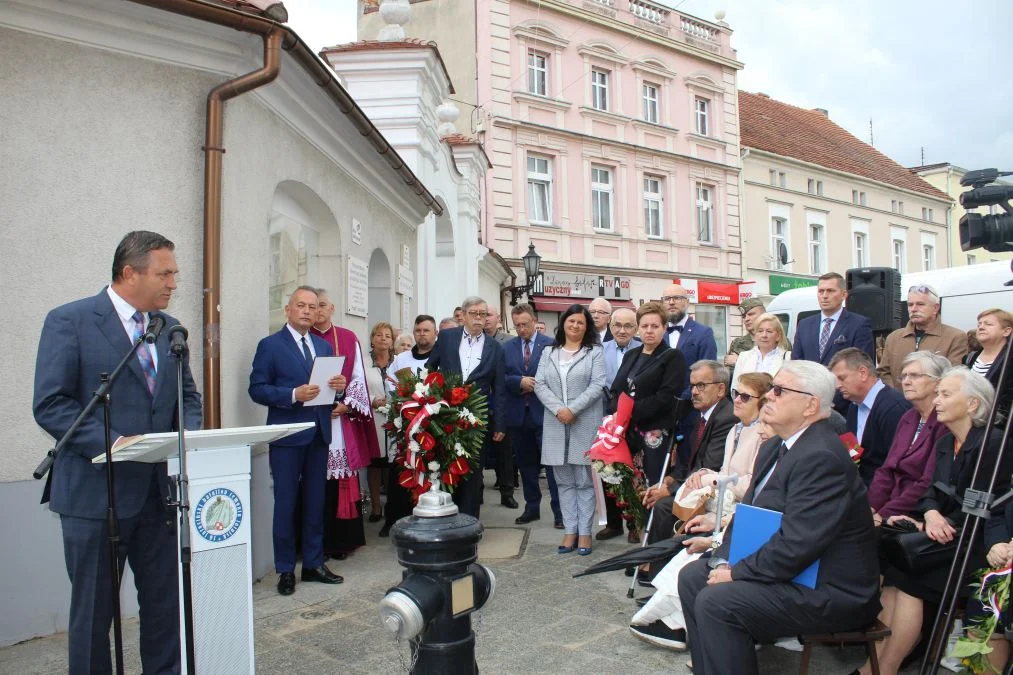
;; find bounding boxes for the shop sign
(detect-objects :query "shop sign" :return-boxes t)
[531,271,631,300]
[675,279,751,306]
[769,274,818,295]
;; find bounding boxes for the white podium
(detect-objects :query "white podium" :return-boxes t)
[95,422,313,674]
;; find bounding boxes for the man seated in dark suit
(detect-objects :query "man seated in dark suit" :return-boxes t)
[677,360,881,675]
[829,347,911,485]
[791,272,875,413]
[249,286,346,595]
[33,231,202,674]
[426,295,507,518]
[503,303,561,526]
[642,361,737,548]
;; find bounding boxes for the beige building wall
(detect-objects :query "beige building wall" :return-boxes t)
[914,165,1013,267]
[742,150,952,296]
[357,0,478,136]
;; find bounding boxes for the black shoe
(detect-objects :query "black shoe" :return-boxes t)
[637,576,654,588]
[277,572,296,595]
[301,564,344,584]
[635,595,653,608]
[629,621,687,651]
[501,495,519,509]
[515,510,540,524]
[368,510,383,523]
[378,524,391,537]
[327,552,348,561]
[596,526,623,541]
[553,519,564,529]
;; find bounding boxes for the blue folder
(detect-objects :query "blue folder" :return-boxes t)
[728,503,819,589]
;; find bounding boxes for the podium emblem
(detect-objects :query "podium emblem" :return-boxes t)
[194,487,243,543]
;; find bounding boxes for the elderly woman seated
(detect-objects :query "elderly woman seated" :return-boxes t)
[628,373,773,651]
[857,367,1011,675]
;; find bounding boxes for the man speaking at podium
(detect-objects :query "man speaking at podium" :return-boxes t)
[33,231,202,674]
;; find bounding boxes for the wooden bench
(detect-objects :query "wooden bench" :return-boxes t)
[798,619,892,675]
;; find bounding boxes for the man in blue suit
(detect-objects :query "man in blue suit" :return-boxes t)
[792,273,875,413]
[34,231,202,674]
[427,296,507,519]
[662,283,718,470]
[249,286,346,595]
[503,303,561,526]
[829,348,911,486]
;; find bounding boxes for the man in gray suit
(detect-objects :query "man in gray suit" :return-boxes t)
[598,307,642,540]
[676,360,880,675]
[34,231,202,674]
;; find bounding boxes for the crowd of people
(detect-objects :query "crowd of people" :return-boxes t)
[33,229,1012,673]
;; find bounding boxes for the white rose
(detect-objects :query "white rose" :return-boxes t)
[415,383,428,396]
[393,418,403,430]
[429,471,440,482]
[428,461,440,471]
[454,442,465,456]
[418,368,429,379]
[409,439,421,454]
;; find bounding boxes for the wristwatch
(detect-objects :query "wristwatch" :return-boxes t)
[708,556,729,570]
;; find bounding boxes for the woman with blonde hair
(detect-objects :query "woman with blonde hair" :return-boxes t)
[365,321,395,523]
[965,308,1012,390]
[730,313,791,390]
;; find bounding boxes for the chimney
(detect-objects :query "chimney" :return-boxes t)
[813,108,829,118]
[756,92,770,98]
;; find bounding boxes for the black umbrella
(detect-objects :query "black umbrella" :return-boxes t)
[572,535,694,578]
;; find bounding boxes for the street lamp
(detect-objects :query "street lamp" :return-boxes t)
[507,243,542,306]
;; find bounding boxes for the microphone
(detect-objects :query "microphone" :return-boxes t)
[143,315,166,344]
[168,324,189,356]
[710,473,739,490]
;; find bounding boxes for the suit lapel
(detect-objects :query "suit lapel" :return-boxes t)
[94,291,151,394]
[151,314,171,400]
[744,438,781,504]
[281,328,313,376]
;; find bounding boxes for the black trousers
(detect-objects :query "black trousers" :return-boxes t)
[678,558,878,675]
[646,494,678,545]
[492,432,514,497]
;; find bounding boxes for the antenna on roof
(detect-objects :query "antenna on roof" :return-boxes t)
[921,147,925,166]
[869,118,874,146]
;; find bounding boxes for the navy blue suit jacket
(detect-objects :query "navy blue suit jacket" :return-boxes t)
[249,327,334,447]
[792,309,875,366]
[846,384,912,485]
[426,327,507,434]
[669,318,717,398]
[502,332,553,428]
[33,289,202,520]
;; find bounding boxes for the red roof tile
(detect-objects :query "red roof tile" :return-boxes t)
[739,91,950,201]
[320,40,454,94]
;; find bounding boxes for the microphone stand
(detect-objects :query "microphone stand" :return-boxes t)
[919,336,1013,674]
[168,333,197,674]
[33,319,164,675]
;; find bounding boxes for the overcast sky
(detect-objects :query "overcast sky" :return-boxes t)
[284,0,1011,174]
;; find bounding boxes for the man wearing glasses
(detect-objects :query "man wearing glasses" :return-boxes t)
[426,296,507,518]
[877,284,968,388]
[678,361,880,675]
[588,297,614,344]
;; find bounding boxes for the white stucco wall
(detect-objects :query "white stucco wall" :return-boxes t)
[0,15,424,646]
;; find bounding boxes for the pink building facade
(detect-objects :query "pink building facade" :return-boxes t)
[477,0,744,345]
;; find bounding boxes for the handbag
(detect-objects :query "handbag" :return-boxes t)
[880,527,960,574]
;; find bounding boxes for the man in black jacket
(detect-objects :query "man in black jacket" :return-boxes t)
[642,361,737,547]
[829,347,911,485]
[677,360,880,675]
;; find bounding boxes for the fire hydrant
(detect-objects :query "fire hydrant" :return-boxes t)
[378,488,495,674]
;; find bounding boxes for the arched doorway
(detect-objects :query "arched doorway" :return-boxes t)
[368,247,391,327]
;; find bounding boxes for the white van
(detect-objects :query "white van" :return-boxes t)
[766,261,1013,342]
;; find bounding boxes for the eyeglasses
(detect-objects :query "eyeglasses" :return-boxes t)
[589,309,611,316]
[908,284,939,301]
[770,384,814,398]
[466,310,489,318]
[690,381,720,391]
[898,372,936,383]
[731,389,758,403]
[611,323,637,331]
[661,295,688,302]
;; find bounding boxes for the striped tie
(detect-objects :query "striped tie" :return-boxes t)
[818,317,833,358]
[131,312,157,394]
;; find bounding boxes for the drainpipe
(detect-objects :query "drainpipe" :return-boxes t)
[202,29,283,428]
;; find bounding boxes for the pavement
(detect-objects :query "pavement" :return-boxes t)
[0,470,920,674]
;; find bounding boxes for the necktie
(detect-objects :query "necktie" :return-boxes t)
[687,415,708,470]
[666,324,683,334]
[131,312,157,394]
[523,339,531,369]
[300,336,313,368]
[818,317,833,358]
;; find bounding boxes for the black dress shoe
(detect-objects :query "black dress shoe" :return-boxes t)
[554,519,564,529]
[327,552,348,561]
[501,495,519,509]
[515,511,540,524]
[277,572,296,595]
[635,595,652,608]
[378,524,391,537]
[301,565,344,584]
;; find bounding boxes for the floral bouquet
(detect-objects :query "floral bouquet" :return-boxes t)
[587,392,647,533]
[950,562,1012,673]
[383,368,489,503]
[839,432,864,465]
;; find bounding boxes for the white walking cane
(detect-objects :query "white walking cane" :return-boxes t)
[626,447,674,598]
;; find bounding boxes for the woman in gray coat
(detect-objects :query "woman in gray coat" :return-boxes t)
[534,304,607,556]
